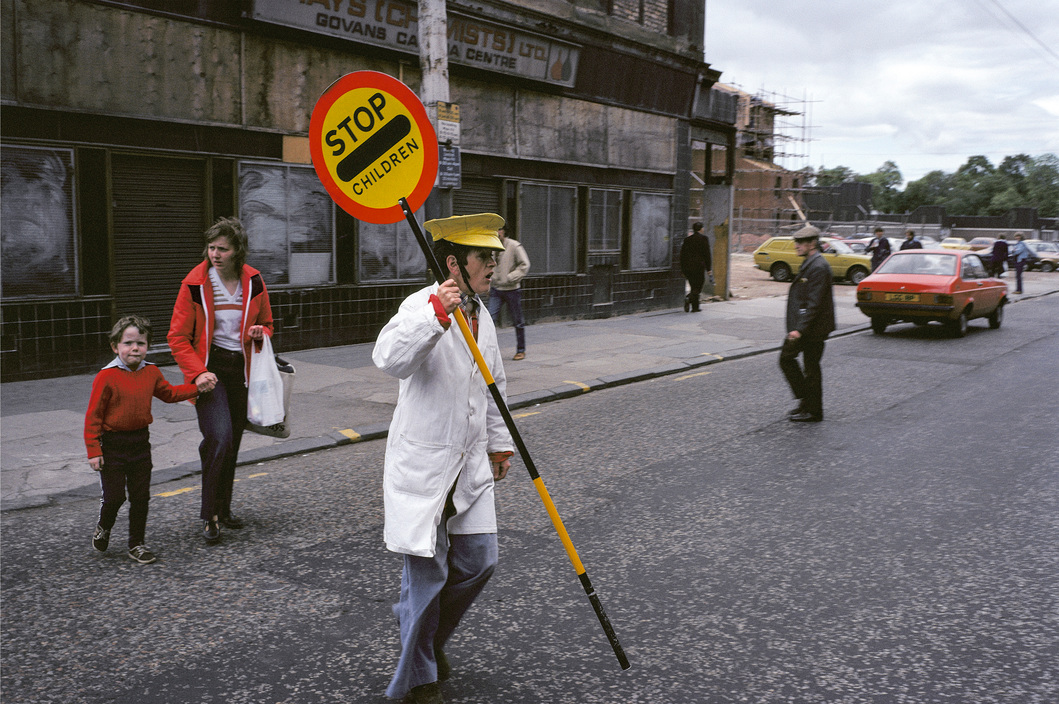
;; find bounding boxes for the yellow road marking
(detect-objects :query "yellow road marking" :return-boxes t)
[674,370,712,382]
[700,353,724,360]
[562,381,591,392]
[247,472,268,479]
[154,487,196,498]
[338,429,361,441]
[513,411,542,419]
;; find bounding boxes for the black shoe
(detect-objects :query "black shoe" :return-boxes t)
[220,514,245,529]
[683,295,691,312]
[406,681,443,704]
[203,519,220,543]
[127,544,157,564]
[789,411,823,423]
[435,646,451,681]
[92,524,111,552]
[787,405,805,418]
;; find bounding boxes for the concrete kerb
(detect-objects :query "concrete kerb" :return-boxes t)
[30,313,1015,514]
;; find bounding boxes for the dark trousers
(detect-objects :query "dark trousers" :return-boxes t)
[97,428,153,548]
[779,336,826,418]
[685,270,705,310]
[196,347,248,521]
[1014,261,1025,292]
[487,287,526,352]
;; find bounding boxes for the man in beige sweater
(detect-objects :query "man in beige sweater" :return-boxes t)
[487,224,531,360]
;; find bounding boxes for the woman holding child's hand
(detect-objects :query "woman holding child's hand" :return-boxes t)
[167,217,273,544]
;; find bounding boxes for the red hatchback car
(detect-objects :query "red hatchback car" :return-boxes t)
[856,250,1008,337]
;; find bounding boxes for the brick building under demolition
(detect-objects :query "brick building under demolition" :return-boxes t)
[1,0,737,380]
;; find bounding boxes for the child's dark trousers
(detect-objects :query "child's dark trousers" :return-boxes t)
[97,428,153,549]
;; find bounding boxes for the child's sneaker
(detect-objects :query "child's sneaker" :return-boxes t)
[92,524,110,552]
[127,544,157,564]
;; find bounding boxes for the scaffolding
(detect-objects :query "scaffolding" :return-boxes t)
[716,84,820,250]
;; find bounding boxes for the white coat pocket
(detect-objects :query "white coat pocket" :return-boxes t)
[388,435,452,498]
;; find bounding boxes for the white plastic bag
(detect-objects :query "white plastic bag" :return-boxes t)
[246,335,286,427]
[247,355,294,438]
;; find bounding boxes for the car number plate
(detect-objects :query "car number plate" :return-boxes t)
[885,293,920,302]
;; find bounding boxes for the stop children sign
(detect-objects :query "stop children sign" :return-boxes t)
[310,71,439,225]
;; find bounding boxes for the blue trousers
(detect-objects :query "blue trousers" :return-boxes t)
[488,287,526,353]
[386,518,497,699]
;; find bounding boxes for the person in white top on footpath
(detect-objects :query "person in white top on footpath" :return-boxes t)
[487,224,531,360]
[373,213,515,704]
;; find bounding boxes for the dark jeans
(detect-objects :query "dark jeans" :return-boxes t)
[779,335,826,418]
[1014,261,1025,292]
[97,428,153,548]
[488,287,525,352]
[196,347,248,521]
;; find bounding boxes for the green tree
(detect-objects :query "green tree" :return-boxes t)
[811,165,856,187]
[900,170,952,213]
[858,161,903,213]
[944,155,1002,216]
[1025,154,1059,217]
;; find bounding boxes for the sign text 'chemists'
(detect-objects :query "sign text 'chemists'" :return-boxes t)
[252,0,580,87]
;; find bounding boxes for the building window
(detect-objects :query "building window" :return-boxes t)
[239,162,334,286]
[629,191,672,269]
[1,145,78,299]
[357,206,426,282]
[588,188,622,252]
[519,183,577,274]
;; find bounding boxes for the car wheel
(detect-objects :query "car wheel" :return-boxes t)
[1041,262,1056,273]
[847,266,868,285]
[988,302,1004,329]
[871,317,888,334]
[951,309,969,338]
[770,262,792,282]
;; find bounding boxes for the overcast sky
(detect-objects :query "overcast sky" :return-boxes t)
[704,0,1059,185]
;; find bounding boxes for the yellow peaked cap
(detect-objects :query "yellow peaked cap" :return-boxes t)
[425,213,505,250]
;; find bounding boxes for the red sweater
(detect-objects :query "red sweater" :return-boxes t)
[84,363,198,459]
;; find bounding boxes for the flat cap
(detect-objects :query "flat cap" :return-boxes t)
[793,224,822,241]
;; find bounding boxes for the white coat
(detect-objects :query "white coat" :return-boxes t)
[372,284,514,557]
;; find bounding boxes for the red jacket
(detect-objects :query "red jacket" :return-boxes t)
[167,261,274,385]
[84,362,198,458]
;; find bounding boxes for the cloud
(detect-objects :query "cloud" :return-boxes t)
[705,0,1059,181]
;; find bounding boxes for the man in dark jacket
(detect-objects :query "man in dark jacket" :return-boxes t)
[780,225,836,423]
[899,230,923,251]
[866,226,891,271]
[989,236,1009,278]
[679,222,712,312]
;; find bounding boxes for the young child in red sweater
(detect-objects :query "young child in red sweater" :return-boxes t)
[85,315,206,563]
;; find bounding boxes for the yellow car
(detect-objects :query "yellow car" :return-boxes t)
[753,236,873,284]
[941,237,972,250]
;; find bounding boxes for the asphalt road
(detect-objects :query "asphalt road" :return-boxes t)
[2,295,1057,704]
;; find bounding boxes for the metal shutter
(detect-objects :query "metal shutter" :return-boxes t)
[111,154,207,348]
[452,178,501,215]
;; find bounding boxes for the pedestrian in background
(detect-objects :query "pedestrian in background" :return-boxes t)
[866,226,891,271]
[780,225,835,423]
[990,234,1010,279]
[680,222,713,312]
[899,229,923,251]
[168,217,273,544]
[488,223,531,361]
[85,315,200,564]
[1010,232,1032,294]
[373,214,515,704]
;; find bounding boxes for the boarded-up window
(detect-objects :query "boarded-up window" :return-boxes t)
[629,192,672,269]
[588,188,622,252]
[1,146,78,299]
[239,162,334,286]
[519,183,577,274]
[358,205,426,282]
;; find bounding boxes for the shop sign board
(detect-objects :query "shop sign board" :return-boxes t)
[252,0,580,88]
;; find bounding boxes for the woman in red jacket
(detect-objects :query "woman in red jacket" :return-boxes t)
[168,217,274,543]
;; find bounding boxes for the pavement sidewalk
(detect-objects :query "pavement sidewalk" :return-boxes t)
[3,275,1054,512]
